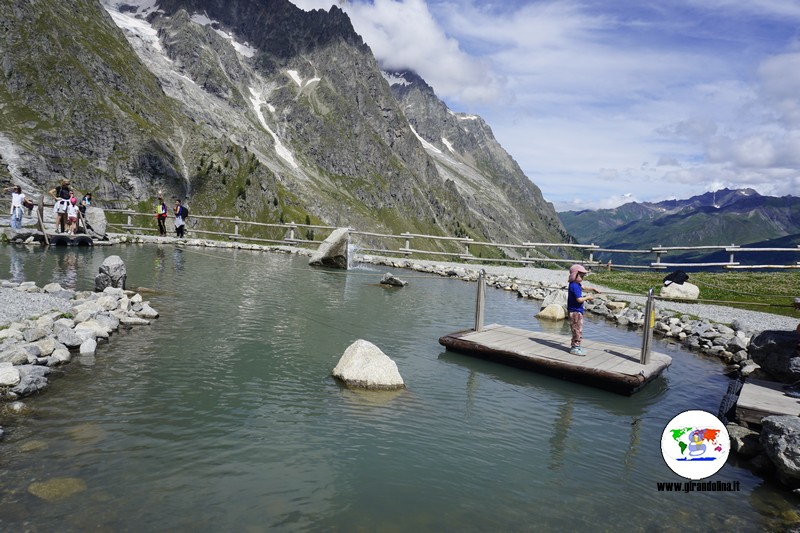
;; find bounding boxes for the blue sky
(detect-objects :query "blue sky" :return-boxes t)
[289,0,800,211]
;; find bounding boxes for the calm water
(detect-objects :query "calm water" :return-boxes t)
[0,244,797,531]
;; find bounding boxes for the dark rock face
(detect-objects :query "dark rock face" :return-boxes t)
[748,330,800,383]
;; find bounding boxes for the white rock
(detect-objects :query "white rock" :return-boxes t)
[79,338,97,355]
[332,339,405,390]
[660,282,700,300]
[43,283,64,293]
[536,304,567,321]
[0,362,21,387]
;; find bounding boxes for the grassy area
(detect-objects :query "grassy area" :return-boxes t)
[589,270,800,319]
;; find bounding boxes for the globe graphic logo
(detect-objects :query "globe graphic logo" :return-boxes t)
[660,410,729,480]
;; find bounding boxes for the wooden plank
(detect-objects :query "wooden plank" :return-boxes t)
[736,378,800,426]
[439,324,671,395]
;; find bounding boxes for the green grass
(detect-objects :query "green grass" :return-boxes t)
[589,270,800,319]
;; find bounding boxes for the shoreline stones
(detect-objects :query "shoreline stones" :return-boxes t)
[0,280,160,440]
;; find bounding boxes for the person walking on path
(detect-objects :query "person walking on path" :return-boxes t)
[567,264,601,356]
[156,195,168,236]
[4,185,26,229]
[49,178,72,233]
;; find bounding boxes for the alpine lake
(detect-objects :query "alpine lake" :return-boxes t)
[0,243,798,532]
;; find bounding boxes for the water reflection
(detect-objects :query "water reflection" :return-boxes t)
[51,248,78,290]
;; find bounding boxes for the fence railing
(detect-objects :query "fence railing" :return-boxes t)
[3,199,799,270]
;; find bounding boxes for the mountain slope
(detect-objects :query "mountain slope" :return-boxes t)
[559,188,800,249]
[0,0,570,251]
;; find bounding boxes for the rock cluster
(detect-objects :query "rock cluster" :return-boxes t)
[0,282,159,419]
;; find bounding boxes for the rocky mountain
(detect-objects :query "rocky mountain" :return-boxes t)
[559,189,800,245]
[559,188,800,260]
[0,0,569,253]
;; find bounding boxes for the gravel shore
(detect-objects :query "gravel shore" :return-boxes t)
[0,286,73,327]
[372,257,799,334]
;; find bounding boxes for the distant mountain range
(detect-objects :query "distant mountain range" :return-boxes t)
[558,188,800,264]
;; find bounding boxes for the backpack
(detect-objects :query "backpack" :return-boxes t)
[56,186,70,200]
[181,205,189,220]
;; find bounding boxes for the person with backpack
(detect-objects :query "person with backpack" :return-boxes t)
[156,195,168,236]
[49,178,71,233]
[174,199,188,238]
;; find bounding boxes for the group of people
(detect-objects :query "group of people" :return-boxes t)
[49,178,92,235]
[156,195,188,238]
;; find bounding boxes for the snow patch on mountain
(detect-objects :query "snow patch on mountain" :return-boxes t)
[382,71,410,87]
[103,2,163,52]
[189,13,257,58]
[249,88,298,169]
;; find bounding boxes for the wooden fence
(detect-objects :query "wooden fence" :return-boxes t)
[99,207,800,271]
[3,198,798,270]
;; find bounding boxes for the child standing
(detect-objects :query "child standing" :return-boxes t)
[66,196,79,235]
[567,264,600,356]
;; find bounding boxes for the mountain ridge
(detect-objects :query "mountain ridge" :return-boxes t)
[0,0,570,253]
[558,188,800,258]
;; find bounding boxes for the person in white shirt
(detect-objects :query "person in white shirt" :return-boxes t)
[67,197,79,235]
[4,185,26,229]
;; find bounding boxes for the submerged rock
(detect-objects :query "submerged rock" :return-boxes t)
[28,477,87,502]
[379,272,408,287]
[332,339,405,390]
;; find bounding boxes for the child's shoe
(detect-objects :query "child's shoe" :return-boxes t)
[570,347,583,355]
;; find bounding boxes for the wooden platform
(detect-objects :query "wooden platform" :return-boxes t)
[736,378,800,427]
[439,324,672,395]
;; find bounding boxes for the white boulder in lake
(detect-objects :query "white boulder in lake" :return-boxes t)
[309,227,350,269]
[659,281,700,300]
[536,304,567,321]
[332,339,405,390]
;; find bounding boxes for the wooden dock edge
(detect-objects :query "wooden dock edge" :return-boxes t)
[439,329,656,396]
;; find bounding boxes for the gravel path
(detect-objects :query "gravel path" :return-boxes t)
[381,258,799,334]
[0,286,73,326]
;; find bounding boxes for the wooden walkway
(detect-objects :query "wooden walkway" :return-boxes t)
[439,324,672,395]
[736,378,800,427]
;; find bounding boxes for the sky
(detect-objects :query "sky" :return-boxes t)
[288,0,800,211]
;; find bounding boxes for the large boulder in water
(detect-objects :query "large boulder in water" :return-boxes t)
[332,339,405,390]
[309,227,350,269]
[95,255,127,291]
